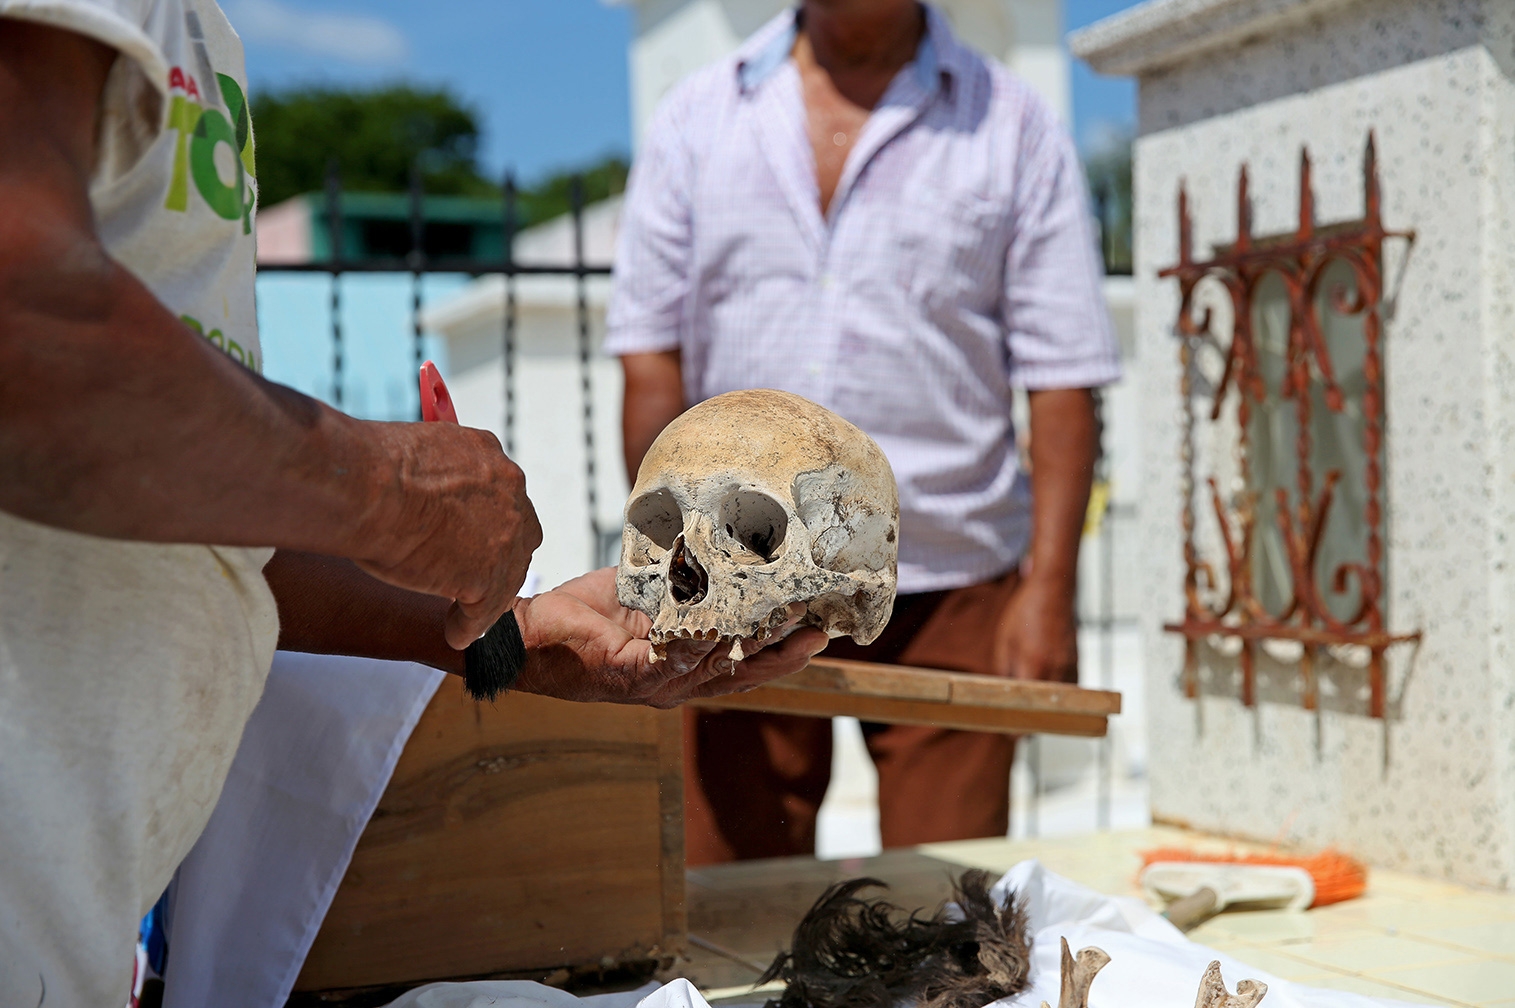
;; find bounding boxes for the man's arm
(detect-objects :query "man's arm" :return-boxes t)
[992,387,1098,682]
[0,22,539,647]
[621,350,685,477]
[991,87,1118,683]
[269,553,829,705]
[608,74,700,474]
[264,550,464,673]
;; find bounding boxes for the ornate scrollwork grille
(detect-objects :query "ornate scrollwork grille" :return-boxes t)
[1160,133,1418,718]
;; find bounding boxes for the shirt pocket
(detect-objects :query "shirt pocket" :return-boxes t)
[887,191,1006,316]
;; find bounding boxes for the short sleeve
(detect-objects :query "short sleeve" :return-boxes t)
[1001,96,1122,390]
[0,0,169,185]
[603,82,698,357]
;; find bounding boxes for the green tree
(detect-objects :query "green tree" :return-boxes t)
[514,157,630,229]
[251,83,630,228]
[251,84,495,207]
[1084,141,1133,275]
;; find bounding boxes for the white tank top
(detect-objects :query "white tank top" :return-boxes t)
[0,1,277,1003]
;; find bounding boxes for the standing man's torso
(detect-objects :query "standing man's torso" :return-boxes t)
[610,7,1121,591]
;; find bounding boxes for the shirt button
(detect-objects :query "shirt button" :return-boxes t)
[818,274,833,289]
[807,363,822,376]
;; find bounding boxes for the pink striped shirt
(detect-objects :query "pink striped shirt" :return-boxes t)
[606,6,1120,593]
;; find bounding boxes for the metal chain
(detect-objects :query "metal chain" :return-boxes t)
[325,161,343,409]
[502,173,518,455]
[572,177,602,567]
[409,165,426,418]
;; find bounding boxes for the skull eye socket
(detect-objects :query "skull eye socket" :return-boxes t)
[719,490,789,563]
[626,489,683,564]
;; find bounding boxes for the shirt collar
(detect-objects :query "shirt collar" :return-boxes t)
[736,4,963,98]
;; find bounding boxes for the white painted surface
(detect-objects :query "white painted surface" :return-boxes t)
[1090,0,1515,886]
[253,196,310,265]
[421,200,625,592]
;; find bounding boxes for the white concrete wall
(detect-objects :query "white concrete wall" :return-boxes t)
[443,282,628,593]
[1125,0,1515,887]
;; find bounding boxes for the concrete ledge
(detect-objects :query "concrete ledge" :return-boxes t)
[1069,0,1359,77]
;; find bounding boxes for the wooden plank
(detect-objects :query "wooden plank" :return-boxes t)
[693,685,1110,737]
[694,657,1119,737]
[655,706,686,958]
[779,659,953,702]
[947,672,1120,714]
[296,681,682,992]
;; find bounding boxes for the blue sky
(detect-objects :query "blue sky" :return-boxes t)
[228,0,1139,185]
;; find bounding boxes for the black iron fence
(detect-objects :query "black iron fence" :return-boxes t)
[258,166,611,440]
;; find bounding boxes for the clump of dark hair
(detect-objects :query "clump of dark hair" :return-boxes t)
[758,870,1032,1008]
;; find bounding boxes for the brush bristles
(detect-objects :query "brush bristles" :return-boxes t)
[463,611,527,702]
[758,869,1031,1008]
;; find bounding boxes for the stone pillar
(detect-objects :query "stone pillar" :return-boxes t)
[1074,0,1515,887]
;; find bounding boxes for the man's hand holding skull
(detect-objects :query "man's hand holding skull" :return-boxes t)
[513,568,829,708]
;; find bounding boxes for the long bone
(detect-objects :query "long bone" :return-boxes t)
[1040,938,1111,1008]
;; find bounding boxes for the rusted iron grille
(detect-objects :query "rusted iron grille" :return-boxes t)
[1159,133,1418,718]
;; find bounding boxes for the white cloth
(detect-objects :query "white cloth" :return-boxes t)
[160,653,444,1008]
[376,862,1418,1008]
[385,980,660,1008]
[0,0,273,1003]
[996,859,1420,1008]
[604,6,1121,593]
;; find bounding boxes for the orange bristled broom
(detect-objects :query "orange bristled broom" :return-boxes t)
[1141,846,1369,908]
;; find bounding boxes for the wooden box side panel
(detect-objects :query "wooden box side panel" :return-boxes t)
[297,682,683,991]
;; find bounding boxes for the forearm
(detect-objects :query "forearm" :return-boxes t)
[0,221,397,557]
[1023,387,1099,599]
[264,550,463,674]
[620,350,685,478]
[1,21,537,649]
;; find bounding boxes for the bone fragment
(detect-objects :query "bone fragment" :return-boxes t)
[1193,961,1268,1008]
[1039,937,1110,1008]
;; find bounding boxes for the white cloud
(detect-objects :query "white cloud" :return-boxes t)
[226,0,409,67]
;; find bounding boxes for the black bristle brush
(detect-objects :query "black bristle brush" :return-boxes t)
[420,360,530,702]
[462,610,527,701]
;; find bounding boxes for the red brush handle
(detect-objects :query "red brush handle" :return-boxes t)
[419,360,459,425]
[417,360,525,702]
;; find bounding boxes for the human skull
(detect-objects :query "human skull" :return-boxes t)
[618,389,899,663]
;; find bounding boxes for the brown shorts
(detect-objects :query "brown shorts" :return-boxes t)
[683,569,1021,865]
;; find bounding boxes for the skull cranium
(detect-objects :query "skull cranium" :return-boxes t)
[617,389,899,662]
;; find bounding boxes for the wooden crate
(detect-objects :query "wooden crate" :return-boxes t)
[293,661,1117,998]
[294,678,684,994]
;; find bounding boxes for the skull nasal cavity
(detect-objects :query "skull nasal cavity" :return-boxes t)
[669,535,708,604]
[719,490,789,563]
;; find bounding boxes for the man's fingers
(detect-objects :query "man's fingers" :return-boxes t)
[674,627,829,703]
[444,596,514,650]
[659,637,719,678]
[738,626,828,670]
[684,630,827,700]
